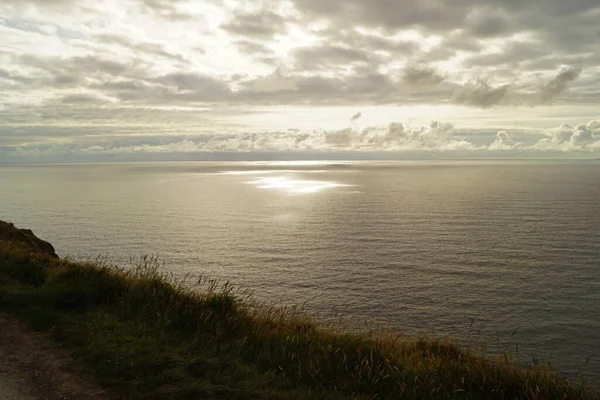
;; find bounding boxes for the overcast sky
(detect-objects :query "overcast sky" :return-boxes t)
[1,0,599,161]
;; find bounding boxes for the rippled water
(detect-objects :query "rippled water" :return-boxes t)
[1,160,599,383]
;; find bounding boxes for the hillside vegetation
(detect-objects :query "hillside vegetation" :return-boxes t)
[0,220,597,399]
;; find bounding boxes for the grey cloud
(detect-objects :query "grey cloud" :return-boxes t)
[0,68,34,85]
[403,65,444,86]
[20,54,141,80]
[95,80,142,91]
[453,79,511,108]
[465,7,510,38]
[521,54,592,72]
[350,112,361,121]
[235,40,271,55]
[0,3,592,115]
[137,0,194,21]
[250,68,298,93]
[221,10,289,39]
[60,93,107,104]
[511,4,600,54]
[236,67,403,105]
[463,40,550,69]
[6,49,232,105]
[294,0,466,32]
[438,32,482,53]
[337,69,397,100]
[159,73,228,92]
[537,67,582,104]
[418,32,482,64]
[255,74,339,102]
[236,74,332,104]
[64,75,227,105]
[1,54,151,98]
[293,45,372,71]
[2,50,587,109]
[292,0,600,33]
[54,75,81,86]
[290,0,599,96]
[452,67,583,108]
[321,29,418,56]
[0,103,216,128]
[94,34,189,64]
[91,80,160,104]
[3,0,599,114]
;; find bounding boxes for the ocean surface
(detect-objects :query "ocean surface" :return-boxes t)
[1,160,599,383]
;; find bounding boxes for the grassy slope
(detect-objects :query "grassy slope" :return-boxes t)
[0,221,597,400]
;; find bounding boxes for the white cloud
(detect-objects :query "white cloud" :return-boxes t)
[533,120,600,151]
[489,131,521,150]
[4,117,600,160]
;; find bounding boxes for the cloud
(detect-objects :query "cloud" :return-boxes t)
[134,121,471,152]
[0,0,599,161]
[136,0,194,21]
[293,0,470,32]
[0,0,595,111]
[94,34,190,64]
[234,40,272,55]
[4,115,600,161]
[1,0,76,10]
[453,79,511,108]
[489,131,521,150]
[221,10,289,39]
[18,54,145,84]
[293,45,372,71]
[534,120,600,150]
[250,67,298,93]
[452,67,583,108]
[536,67,583,105]
[465,7,510,38]
[159,72,228,93]
[403,65,444,86]
[292,0,600,39]
[60,93,108,104]
[0,119,477,157]
[350,112,361,121]
[462,40,551,69]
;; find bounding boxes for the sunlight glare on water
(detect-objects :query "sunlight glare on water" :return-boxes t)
[248,176,351,194]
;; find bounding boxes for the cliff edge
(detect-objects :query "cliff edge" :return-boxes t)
[0,221,58,258]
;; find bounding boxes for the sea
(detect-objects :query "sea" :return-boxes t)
[1,160,599,383]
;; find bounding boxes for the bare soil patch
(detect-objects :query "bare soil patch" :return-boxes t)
[0,313,108,400]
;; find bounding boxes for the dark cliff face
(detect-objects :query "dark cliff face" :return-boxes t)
[0,221,58,259]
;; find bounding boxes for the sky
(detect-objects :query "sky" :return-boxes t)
[1,0,600,161]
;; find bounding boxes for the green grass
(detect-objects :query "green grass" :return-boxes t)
[0,220,598,399]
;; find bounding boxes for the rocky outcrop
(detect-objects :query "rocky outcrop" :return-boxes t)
[0,221,58,259]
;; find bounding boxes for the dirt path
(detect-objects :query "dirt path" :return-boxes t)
[0,313,109,400]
